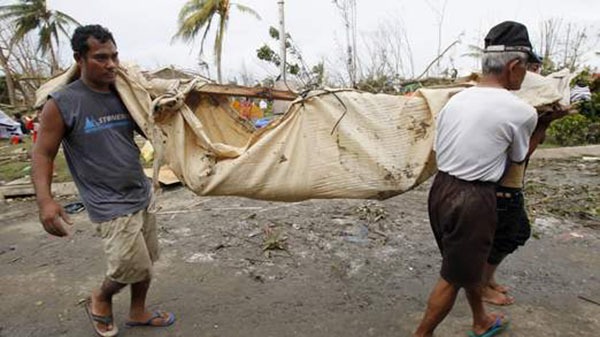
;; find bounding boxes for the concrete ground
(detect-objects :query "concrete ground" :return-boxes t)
[1,146,599,337]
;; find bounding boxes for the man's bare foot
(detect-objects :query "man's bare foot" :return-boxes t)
[88,289,117,335]
[482,286,515,306]
[489,280,509,293]
[412,332,433,337]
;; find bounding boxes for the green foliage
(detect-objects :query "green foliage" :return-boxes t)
[547,69,600,146]
[256,26,319,85]
[288,64,299,75]
[355,75,394,93]
[547,114,599,146]
[311,63,325,86]
[268,26,279,40]
[256,27,299,70]
[578,93,600,120]
[570,68,593,87]
[577,75,600,120]
[257,44,278,65]
[256,44,299,75]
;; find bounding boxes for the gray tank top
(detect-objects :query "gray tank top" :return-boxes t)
[50,80,150,223]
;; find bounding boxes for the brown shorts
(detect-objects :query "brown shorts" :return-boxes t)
[428,171,496,287]
[96,209,159,284]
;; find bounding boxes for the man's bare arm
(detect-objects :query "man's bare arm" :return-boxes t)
[527,104,570,157]
[31,99,72,237]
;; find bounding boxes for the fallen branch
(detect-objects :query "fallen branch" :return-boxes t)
[578,295,600,306]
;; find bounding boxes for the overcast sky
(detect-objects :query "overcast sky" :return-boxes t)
[49,0,600,81]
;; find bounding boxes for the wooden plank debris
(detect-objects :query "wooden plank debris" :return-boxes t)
[144,166,181,186]
[0,182,77,200]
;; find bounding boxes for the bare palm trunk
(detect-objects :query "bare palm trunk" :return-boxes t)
[0,47,17,106]
[48,41,59,75]
[216,58,222,84]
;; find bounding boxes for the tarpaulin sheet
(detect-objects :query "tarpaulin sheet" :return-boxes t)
[36,65,565,201]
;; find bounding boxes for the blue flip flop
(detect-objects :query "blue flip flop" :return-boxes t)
[125,310,175,328]
[467,316,509,337]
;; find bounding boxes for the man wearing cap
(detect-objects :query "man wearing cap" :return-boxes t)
[483,55,569,306]
[413,21,538,337]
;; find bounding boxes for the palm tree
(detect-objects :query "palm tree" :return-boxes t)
[173,0,260,83]
[0,0,80,74]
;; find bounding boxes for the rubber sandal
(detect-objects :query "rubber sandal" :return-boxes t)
[467,316,509,337]
[125,310,175,328]
[83,298,119,337]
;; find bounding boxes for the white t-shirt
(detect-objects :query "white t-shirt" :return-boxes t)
[434,86,537,182]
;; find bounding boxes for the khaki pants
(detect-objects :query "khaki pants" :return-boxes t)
[96,209,159,284]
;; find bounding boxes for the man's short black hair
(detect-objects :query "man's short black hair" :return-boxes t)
[71,25,116,57]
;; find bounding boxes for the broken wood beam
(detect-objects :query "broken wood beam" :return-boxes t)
[197,84,298,101]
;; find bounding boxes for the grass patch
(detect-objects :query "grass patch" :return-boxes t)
[1,135,150,184]
[0,138,71,183]
[0,160,31,182]
[537,142,561,149]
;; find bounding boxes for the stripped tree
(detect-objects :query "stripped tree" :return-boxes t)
[0,23,53,107]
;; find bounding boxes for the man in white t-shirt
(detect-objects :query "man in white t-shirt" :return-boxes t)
[413,21,539,337]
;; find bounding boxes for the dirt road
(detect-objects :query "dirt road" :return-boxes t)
[1,146,598,337]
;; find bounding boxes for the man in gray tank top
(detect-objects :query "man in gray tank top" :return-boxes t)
[32,25,174,337]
